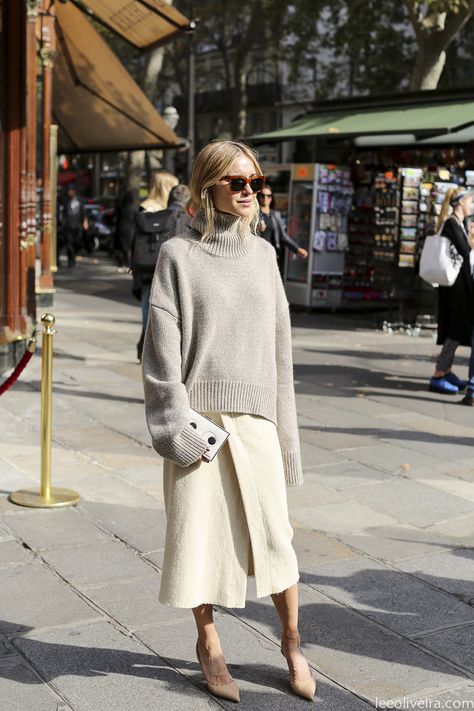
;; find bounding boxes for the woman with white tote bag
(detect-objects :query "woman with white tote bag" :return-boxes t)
[429,187,474,396]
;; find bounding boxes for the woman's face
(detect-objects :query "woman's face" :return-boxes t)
[210,154,259,218]
[460,194,473,219]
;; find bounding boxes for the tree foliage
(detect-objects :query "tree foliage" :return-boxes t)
[404,0,474,88]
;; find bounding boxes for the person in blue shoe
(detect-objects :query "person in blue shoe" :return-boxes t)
[430,187,474,396]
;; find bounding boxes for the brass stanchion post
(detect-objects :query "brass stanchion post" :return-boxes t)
[10,314,80,508]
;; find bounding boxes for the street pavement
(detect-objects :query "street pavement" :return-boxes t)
[1,253,473,710]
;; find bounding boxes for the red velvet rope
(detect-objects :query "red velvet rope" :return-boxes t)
[0,336,37,396]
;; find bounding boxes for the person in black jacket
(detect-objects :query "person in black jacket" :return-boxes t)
[430,187,474,399]
[132,183,191,362]
[62,184,88,268]
[257,185,308,276]
[115,191,137,272]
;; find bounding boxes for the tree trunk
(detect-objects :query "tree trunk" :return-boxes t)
[231,1,262,138]
[405,0,474,90]
[125,150,145,199]
[410,43,446,90]
[124,45,167,193]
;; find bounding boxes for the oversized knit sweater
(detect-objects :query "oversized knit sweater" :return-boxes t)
[141,207,304,487]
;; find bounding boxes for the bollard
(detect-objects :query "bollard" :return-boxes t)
[10,314,80,508]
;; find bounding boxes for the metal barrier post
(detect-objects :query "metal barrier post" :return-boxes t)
[10,314,80,508]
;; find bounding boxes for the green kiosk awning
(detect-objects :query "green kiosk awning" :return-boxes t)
[253,100,474,142]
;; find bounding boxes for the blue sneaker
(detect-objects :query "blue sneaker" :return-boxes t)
[445,372,468,391]
[429,376,459,394]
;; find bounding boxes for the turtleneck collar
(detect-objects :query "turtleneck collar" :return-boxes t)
[189,207,256,258]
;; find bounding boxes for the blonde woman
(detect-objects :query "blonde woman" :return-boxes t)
[142,140,316,702]
[134,171,179,361]
[140,170,179,212]
[429,186,474,397]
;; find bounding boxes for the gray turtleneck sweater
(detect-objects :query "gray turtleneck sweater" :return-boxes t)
[142,208,303,487]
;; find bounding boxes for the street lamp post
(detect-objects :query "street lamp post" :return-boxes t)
[186,17,198,182]
[163,106,180,175]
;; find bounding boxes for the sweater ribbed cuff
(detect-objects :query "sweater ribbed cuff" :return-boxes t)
[160,423,209,468]
[282,451,304,487]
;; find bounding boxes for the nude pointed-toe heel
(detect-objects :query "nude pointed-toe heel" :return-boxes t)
[196,640,240,703]
[280,635,317,701]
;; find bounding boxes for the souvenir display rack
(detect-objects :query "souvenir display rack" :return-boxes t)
[285,163,353,308]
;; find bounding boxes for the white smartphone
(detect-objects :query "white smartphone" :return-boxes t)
[189,408,230,462]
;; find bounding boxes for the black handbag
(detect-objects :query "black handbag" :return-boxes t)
[131,209,172,277]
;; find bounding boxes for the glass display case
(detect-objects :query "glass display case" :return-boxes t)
[284,163,353,308]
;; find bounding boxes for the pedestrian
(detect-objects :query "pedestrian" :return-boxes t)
[164,183,192,238]
[257,184,308,275]
[134,172,178,357]
[114,191,137,272]
[429,186,474,397]
[61,184,88,268]
[141,139,316,702]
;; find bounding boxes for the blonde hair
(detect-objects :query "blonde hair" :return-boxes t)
[189,139,263,239]
[436,186,466,232]
[141,171,179,211]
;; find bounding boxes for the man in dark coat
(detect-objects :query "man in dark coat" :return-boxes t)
[62,184,88,268]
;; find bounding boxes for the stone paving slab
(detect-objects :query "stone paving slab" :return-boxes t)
[416,683,474,709]
[291,500,400,535]
[0,539,35,568]
[3,507,110,551]
[0,656,73,711]
[79,501,167,553]
[0,562,101,636]
[412,624,474,674]
[13,620,219,711]
[346,476,474,528]
[425,511,474,546]
[341,523,458,564]
[42,540,158,588]
[80,575,189,632]
[290,525,360,569]
[397,548,474,602]
[300,556,474,636]
[304,460,392,489]
[342,442,444,474]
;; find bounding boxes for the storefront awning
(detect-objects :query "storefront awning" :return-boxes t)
[73,0,190,49]
[54,0,180,152]
[252,100,474,142]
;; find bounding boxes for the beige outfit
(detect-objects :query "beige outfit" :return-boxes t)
[158,410,300,609]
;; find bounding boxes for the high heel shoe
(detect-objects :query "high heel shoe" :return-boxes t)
[280,633,317,701]
[195,639,240,702]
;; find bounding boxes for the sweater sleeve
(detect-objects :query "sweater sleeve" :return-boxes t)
[275,211,300,254]
[273,252,304,487]
[141,244,209,467]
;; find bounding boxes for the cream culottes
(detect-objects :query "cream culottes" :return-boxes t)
[158,411,300,609]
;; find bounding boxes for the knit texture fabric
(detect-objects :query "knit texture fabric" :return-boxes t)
[141,207,304,486]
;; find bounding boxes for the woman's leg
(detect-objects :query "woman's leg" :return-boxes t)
[271,584,312,681]
[192,604,234,685]
[434,338,459,377]
[465,330,474,396]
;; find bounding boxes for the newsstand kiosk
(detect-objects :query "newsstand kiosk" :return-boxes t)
[284,163,353,308]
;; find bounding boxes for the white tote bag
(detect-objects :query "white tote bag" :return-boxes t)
[419,222,463,287]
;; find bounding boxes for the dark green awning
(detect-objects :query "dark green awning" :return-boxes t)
[252,100,474,142]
